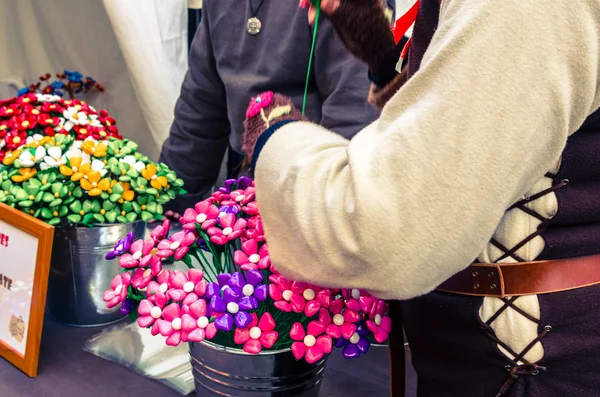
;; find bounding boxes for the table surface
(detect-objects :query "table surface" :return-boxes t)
[0,316,417,397]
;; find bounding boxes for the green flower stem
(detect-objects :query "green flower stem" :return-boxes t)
[127,286,145,302]
[223,244,233,273]
[200,230,222,273]
[194,246,218,279]
[191,250,218,282]
[194,246,211,269]
[181,254,195,270]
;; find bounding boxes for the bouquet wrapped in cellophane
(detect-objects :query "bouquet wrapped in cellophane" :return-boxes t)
[103,177,392,364]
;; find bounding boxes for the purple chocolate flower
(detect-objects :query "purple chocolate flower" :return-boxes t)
[105,232,134,260]
[236,176,252,190]
[219,179,237,194]
[335,322,371,359]
[218,176,253,194]
[196,239,210,252]
[207,271,267,332]
[218,205,240,216]
[120,298,134,316]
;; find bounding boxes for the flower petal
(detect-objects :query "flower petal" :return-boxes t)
[234,327,250,345]
[305,346,324,364]
[258,313,276,332]
[291,342,306,360]
[260,331,278,349]
[290,322,306,341]
[243,339,262,354]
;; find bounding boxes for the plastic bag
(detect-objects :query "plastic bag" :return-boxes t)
[84,320,195,396]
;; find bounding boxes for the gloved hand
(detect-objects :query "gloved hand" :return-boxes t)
[302,0,399,80]
[242,92,307,164]
[147,210,180,224]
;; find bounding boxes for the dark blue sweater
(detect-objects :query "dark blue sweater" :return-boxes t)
[160,0,381,210]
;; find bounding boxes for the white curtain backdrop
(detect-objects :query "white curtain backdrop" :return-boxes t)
[103,0,188,157]
[0,0,189,161]
[0,0,411,162]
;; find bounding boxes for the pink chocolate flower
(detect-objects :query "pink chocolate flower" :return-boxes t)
[325,309,359,340]
[118,239,145,268]
[207,213,247,245]
[245,215,265,242]
[156,231,196,260]
[366,315,392,344]
[185,298,218,342]
[153,302,194,346]
[233,239,270,271]
[103,273,131,308]
[119,239,160,273]
[229,187,256,206]
[137,292,167,329]
[290,320,333,364]
[269,274,330,317]
[146,270,174,302]
[180,200,220,231]
[166,269,208,302]
[131,267,154,289]
[150,219,171,242]
[365,299,392,343]
[242,201,259,216]
[233,312,278,354]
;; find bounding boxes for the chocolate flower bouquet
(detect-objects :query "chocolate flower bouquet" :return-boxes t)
[0,93,185,226]
[0,93,120,162]
[17,70,105,99]
[103,177,392,364]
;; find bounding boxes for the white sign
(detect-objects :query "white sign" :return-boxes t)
[0,220,39,357]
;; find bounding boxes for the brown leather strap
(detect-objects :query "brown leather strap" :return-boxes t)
[437,253,600,297]
[388,300,405,397]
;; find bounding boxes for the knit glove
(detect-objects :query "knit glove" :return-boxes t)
[302,0,399,81]
[242,92,307,168]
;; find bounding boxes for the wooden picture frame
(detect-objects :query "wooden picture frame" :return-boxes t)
[0,203,54,377]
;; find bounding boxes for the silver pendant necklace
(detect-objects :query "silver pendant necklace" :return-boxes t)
[247,0,265,35]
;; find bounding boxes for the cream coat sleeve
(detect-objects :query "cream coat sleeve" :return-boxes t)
[254,0,600,299]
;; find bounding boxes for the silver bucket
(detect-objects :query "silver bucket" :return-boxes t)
[190,341,327,397]
[46,221,146,327]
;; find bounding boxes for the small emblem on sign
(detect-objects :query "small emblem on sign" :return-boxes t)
[9,315,25,343]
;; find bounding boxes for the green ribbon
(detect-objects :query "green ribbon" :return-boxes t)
[302,0,321,115]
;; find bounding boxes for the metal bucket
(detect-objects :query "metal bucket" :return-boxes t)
[190,341,327,397]
[46,221,146,327]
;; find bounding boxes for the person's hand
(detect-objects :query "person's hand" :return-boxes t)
[303,0,398,78]
[148,210,180,224]
[242,92,307,163]
[305,0,339,23]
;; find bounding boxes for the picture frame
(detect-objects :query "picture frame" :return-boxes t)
[0,203,54,377]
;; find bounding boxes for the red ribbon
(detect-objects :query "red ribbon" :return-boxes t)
[392,0,420,44]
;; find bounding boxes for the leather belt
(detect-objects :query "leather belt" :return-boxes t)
[436,253,600,297]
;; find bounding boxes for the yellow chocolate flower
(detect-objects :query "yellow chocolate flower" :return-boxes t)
[81,140,107,158]
[59,156,87,180]
[80,170,111,196]
[2,149,23,166]
[141,164,168,190]
[11,168,37,183]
